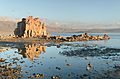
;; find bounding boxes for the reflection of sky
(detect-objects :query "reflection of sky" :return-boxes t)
[1,43,120,79]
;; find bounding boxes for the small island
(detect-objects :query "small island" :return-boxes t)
[0,16,110,43]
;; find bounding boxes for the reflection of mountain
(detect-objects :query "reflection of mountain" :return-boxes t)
[25,44,46,61]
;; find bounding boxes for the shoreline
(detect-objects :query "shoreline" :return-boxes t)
[0,33,110,44]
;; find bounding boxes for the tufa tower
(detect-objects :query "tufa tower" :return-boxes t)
[14,16,47,37]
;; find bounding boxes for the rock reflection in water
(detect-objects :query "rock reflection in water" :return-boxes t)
[17,43,46,61]
[25,44,46,61]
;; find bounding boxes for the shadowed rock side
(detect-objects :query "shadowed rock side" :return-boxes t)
[14,16,47,38]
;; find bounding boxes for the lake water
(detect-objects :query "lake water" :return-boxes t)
[0,33,120,79]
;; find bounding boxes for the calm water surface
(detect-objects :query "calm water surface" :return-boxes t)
[0,33,120,79]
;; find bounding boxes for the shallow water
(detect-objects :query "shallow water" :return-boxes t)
[0,33,120,79]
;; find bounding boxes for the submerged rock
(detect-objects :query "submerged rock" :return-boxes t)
[66,64,72,66]
[60,46,120,57]
[56,67,61,70]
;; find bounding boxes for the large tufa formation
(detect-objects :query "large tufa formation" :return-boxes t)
[14,16,47,37]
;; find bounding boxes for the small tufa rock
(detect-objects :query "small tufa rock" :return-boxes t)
[0,58,6,62]
[86,63,93,71]
[51,75,60,79]
[34,73,44,78]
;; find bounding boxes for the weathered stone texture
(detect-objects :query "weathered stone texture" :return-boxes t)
[14,16,47,37]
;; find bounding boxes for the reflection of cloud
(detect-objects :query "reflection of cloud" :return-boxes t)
[25,44,46,61]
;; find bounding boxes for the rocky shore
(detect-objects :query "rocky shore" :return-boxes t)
[0,33,110,43]
[48,33,110,42]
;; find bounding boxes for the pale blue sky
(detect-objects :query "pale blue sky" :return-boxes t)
[0,0,120,23]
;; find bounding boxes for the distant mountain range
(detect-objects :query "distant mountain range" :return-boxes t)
[76,28,120,33]
[0,16,120,35]
[0,21,16,35]
[46,20,120,33]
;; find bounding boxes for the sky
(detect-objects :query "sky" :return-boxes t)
[0,0,120,23]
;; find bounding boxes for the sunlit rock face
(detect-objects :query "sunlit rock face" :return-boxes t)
[14,16,47,37]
